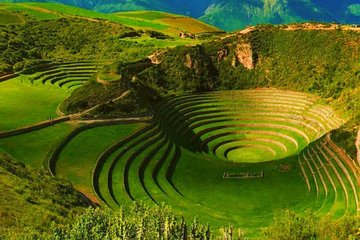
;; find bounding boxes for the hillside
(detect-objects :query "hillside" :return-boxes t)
[0,154,88,239]
[1,3,360,239]
[199,0,360,30]
[0,3,223,76]
[0,3,222,36]
[1,0,360,30]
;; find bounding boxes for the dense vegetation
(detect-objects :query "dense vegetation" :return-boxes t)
[0,154,88,239]
[262,210,360,240]
[53,206,360,240]
[0,17,183,74]
[53,203,212,240]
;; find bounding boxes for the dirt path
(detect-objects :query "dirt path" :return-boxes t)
[78,116,151,125]
[0,116,71,138]
[79,90,131,116]
[0,73,18,83]
[96,74,111,85]
[0,90,136,139]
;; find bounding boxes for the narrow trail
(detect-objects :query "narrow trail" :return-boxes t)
[0,90,141,139]
[0,73,18,83]
[96,74,111,85]
[0,116,72,138]
[79,90,131,117]
[78,117,151,125]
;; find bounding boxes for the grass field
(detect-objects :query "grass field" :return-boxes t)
[37,89,355,234]
[0,3,222,38]
[55,123,144,202]
[0,123,73,168]
[0,85,357,236]
[116,10,221,34]
[0,77,69,131]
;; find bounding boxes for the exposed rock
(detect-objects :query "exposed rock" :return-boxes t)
[185,53,193,68]
[193,60,201,75]
[231,56,238,67]
[179,31,196,39]
[148,51,165,65]
[235,42,255,69]
[217,47,229,61]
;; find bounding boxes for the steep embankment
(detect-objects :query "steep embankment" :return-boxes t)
[0,154,88,239]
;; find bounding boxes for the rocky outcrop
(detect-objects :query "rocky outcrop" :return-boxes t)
[185,53,193,68]
[148,51,165,65]
[217,47,229,61]
[179,31,196,39]
[234,42,255,69]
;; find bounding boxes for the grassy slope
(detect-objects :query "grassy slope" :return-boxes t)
[0,77,69,131]
[56,123,144,201]
[0,154,87,238]
[0,123,73,168]
[116,10,221,35]
[0,9,24,24]
[0,3,222,37]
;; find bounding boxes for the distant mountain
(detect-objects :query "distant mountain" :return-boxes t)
[1,0,360,30]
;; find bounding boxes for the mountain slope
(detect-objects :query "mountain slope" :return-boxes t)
[1,0,360,30]
[199,0,336,30]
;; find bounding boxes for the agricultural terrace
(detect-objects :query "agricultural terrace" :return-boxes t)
[14,88,353,234]
[23,61,110,90]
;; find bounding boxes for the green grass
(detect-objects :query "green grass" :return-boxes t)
[1,4,60,20]
[0,9,23,24]
[55,123,144,201]
[3,3,167,31]
[0,154,87,238]
[116,11,181,20]
[0,3,221,37]
[61,89,351,237]
[0,56,357,238]
[0,76,69,131]
[173,151,307,227]
[0,123,73,168]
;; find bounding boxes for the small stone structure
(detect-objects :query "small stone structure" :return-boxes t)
[223,172,264,179]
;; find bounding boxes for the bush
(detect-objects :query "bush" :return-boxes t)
[263,210,360,240]
[145,30,171,39]
[118,30,142,38]
[53,203,211,240]
[12,61,24,72]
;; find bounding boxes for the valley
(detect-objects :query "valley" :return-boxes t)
[0,3,359,239]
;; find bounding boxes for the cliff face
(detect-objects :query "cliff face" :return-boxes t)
[234,42,254,70]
